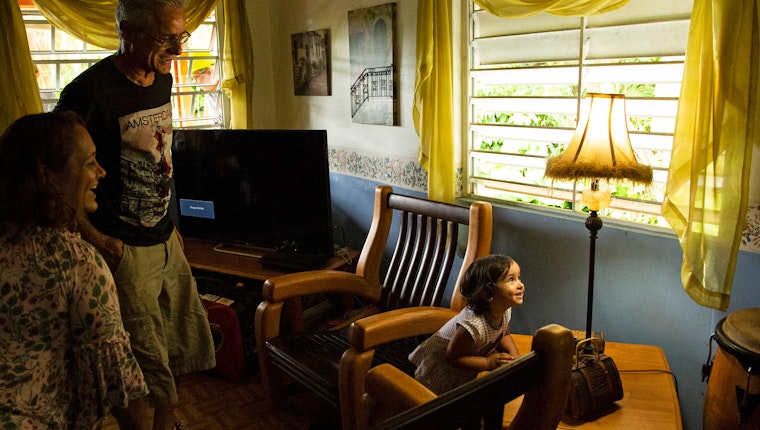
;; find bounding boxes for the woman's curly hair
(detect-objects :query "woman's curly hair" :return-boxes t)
[460,254,515,314]
[0,111,86,238]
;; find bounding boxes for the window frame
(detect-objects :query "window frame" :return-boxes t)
[461,1,692,232]
[21,2,225,130]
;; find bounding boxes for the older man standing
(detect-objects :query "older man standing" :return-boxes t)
[56,1,215,429]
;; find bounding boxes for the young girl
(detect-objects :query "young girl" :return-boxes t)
[408,254,525,394]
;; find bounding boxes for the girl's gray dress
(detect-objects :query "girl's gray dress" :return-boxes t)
[408,306,511,394]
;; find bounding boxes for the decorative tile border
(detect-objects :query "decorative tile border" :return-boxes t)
[328,148,428,191]
[742,204,760,253]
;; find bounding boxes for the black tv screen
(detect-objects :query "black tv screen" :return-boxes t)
[172,129,333,258]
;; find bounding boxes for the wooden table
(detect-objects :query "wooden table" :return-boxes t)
[504,335,682,429]
[182,237,358,281]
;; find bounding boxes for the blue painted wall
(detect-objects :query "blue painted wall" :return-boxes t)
[330,173,760,430]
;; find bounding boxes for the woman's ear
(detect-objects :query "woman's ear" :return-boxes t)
[38,163,59,190]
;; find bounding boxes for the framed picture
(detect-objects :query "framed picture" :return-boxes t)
[291,29,331,96]
[348,3,398,125]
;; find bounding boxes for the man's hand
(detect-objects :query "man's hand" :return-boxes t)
[77,216,123,272]
[98,235,124,272]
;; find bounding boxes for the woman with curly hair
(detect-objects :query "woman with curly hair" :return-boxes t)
[0,111,148,429]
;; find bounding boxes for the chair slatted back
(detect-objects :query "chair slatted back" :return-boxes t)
[379,193,470,311]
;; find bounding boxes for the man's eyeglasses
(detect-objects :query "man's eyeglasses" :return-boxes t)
[144,31,191,47]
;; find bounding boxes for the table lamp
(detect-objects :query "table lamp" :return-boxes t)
[544,93,653,351]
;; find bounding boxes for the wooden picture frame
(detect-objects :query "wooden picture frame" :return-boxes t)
[348,3,398,125]
[291,29,331,96]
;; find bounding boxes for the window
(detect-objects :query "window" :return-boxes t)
[465,0,692,227]
[21,2,223,129]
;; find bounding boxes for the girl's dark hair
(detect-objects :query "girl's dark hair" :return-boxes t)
[460,254,515,314]
[0,111,86,237]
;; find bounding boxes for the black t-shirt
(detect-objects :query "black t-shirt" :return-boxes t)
[57,56,175,246]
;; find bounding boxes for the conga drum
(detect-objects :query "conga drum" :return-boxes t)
[703,307,760,430]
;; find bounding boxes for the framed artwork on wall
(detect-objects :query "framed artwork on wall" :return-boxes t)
[291,29,331,96]
[348,3,398,125]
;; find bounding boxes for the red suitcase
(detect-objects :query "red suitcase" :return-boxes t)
[202,296,246,381]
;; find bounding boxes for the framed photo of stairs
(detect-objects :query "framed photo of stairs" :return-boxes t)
[348,3,398,125]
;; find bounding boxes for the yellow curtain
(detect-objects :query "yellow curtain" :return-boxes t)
[474,0,629,17]
[414,0,629,202]
[221,0,253,129]
[1,0,42,131]
[662,0,758,311]
[415,0,455,203]
[32,0,217,50]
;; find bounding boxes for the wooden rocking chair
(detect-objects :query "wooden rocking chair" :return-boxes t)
[255,185,493,429]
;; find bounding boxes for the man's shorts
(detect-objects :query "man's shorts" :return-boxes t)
[113,233,216,405]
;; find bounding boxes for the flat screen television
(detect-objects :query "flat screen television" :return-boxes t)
[172,129,333,258]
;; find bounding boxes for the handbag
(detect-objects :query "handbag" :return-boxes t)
[571,329,605,353]
[566,338,624,419]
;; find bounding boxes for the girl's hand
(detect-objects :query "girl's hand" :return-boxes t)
[487,351,515,370]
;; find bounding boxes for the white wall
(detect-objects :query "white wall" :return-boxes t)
[251,0,421,166]
[246,0,276,127]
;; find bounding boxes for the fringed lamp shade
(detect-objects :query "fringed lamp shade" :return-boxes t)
[545,93,653,185]
[543,93,656,345]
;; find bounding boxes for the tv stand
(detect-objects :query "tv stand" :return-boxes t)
[212,242,273,259]
[183,237,360,348]
[183,237,358,281]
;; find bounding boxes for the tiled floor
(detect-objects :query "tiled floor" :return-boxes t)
[101,370,339,430]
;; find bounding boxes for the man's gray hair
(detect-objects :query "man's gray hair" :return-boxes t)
[115,0,186,37]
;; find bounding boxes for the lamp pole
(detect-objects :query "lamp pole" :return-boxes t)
[584,209,603,354]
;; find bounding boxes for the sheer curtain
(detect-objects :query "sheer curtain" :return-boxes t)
[414,0,630,203]
[415,0,455,203]
[474,0,630,17]
[662,0,758,311]
[221,0,253,129]
[1,0,253,129]
[1,0,42,131]
[32,0,215,49]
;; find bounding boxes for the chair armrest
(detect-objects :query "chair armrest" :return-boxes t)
[361,363,438,430]
[349,307,458,351]
[366,363,436,411]
[263,270,382,303]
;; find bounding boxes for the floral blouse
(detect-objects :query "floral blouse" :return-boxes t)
[0,227,148,429]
